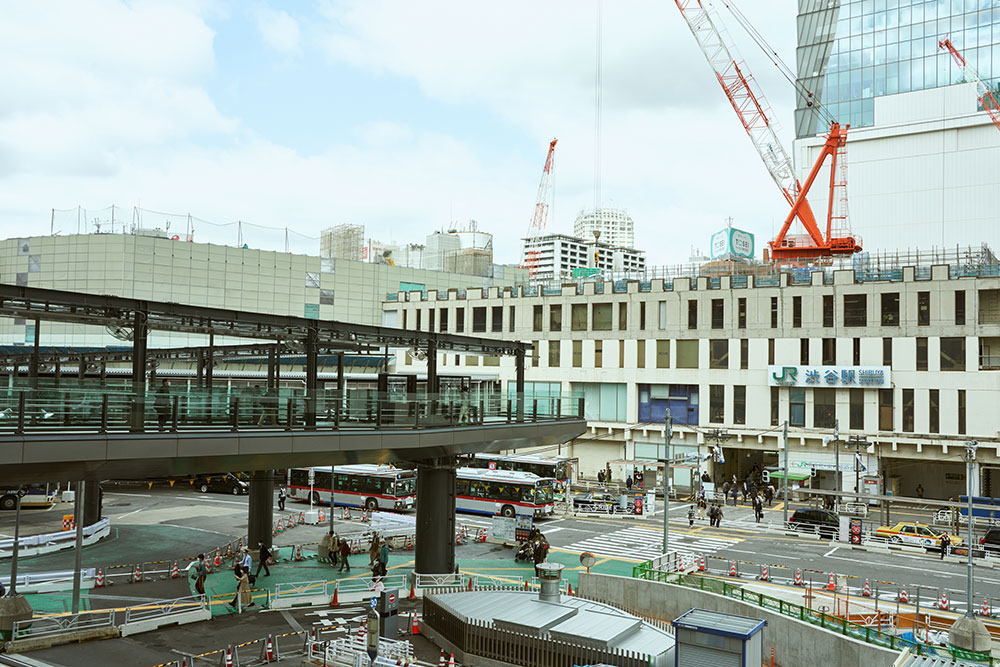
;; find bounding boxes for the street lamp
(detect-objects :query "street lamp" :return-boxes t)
[662,410,672,554]
[847,434,868,504]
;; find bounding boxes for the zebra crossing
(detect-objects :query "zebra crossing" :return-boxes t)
[557,525,742,562]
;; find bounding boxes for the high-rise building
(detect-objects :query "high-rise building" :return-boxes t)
[793,1,1000,252]
[572,208,635,249]
[521,233,645,283]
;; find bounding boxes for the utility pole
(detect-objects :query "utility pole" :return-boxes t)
[782,421,790,524]
[964,440,977,618]
[833,420,840,500]
[848,434,868,504]
[662,409,672,554]
[948,439,991,651]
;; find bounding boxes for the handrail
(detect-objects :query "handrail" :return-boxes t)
[12,608,115,641]
[632,561,995,665]
[123,594,208,624]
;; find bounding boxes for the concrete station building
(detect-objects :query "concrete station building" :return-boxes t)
[382,249,1000,500]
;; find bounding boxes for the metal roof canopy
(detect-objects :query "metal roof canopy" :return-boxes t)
[0,284,529,355]
[671,608,766,640]
[0,342,384,365]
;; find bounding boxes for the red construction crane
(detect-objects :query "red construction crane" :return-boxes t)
[674,0,861,261]
[521,138,558,281]
[939,37,1000,132]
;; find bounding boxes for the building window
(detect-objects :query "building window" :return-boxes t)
[659,301,668,330]
[402,310,407,329]
[688,300,698,329]
[917,291,930,326]
[799,338,809,365]
[415,309,422,331]
[571,304,588,331]
[429,309,435,332]
[473,307,486,332]
[711,299,724,329]
[733,385,746,425]
[878,389,893,431]
[881,292,900,326]
[929,389,939,434]
[531,343,539,368]
[940,337,965,371]
[550,304,562,331]
[709,385,725,424]
[844,294,867,327]
[770,387,779,426]
[916,337,927,371]
[618,302,627,330]
[790,387,805,427]
[439,308,449,332]
[955,290,966,326]
[639,302,646,330]
[813,388,836,429]
[958,389,966,435]
[656,340,670,368]
[637,339,646,369]
[619,340,625,369]
[770,297,778,328]
[822,338,836,365]
[548,341,560,367]
[509,306,515,332]
[792,296,802,328]
[572,340,583,368]
[465,355,478,366]
[491,306,502,332]
[710,340,729,369]
[768,338,775,365]
[823,294,834,327]
[594,340,603,368]
[593,303,612,331]
[456,308,465,332]
[740,339,749,369]
[676,340,699,369]
[852,338,860,365]
[882,338,892,366]
[533,305,543,331]
[902,388,914,433]
[849,388,864,430]
[737,298,746,329]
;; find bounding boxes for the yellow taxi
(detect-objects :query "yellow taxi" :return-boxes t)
[875,522,963,548]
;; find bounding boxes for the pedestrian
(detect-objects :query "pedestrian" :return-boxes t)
[277,485,287,511]
[722,481,730,499]
[765,485,774,507]
[240,548,253,572]
[697,496,707,521]
[701,471,711,484]
[916,484,925,499]
[337,538,351,572]
[687,505,695,528]
[237,565,254,608]
[731,487,739,506]
[597,469,604,484]
[192,553,208,596]
[458,385,471,424]
[716,504,724,527]
[153,378,170,431]
[258,388,278,426]
[252,384,264,424]
[708,504,717,527]
[378,539,389,577]
[753,496,763,523]
[368,532,380,569]
[255,541,272,579]
[318,529,333,564]
[940,532,950,559]
[637,471,644,489]
[532,538,548,578]
[626,475,633,491]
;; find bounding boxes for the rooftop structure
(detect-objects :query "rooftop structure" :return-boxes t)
[573,207,635,249]
[520,233,645,284]
[320,224,364,262]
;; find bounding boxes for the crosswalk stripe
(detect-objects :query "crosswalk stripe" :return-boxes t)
[559,525,742,561]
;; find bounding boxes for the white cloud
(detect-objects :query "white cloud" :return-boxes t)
[253,6,301,55]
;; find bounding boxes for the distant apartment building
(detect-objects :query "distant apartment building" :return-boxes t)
[521,233,646,284]
[573,208,636,249]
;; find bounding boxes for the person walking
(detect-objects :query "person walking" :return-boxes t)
[765,485,774,507]
[940,532,951,560]
[368,533,380,569]
[277,485,287,512]
[687,505,695,528]
[716,504,724,528]
[192,553,208,596]
[318,530,333,564]
[231,565,253,609]
[240,548,253,572]
[337,538,351,572]
[722,481,730,503]
[458,385,471,424]
[255,541,272,579]
[377,539,389,577]
[753,496,763,523]
[731,486,739,506]
[258,388,278,427]
[708,504,717,527]
[916,484,925,499]
[153,378,171,431]
[697,495,707,521]
[626,475,633,491]
[597,469,605,484]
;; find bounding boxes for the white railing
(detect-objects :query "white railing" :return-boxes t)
[12,608,115,641]
[414,572,462,588]
[0,518,111,557]
[275,575,408,601]
[123,595,207,624]
[307,636,415,666]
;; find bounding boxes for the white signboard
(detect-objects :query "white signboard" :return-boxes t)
[491,516,515,542]
[767,365,891,388]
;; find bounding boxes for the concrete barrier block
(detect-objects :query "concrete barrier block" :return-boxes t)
[119,609,210,637]
[5,626,120,652]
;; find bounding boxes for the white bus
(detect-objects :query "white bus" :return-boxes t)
[456,467,555,519]
[286,465,416,512]
[467,453,573,484]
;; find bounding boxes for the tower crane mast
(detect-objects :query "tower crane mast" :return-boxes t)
[522,138,558,281]
[939,38,1000,132]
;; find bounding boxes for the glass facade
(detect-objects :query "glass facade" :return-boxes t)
[796,0,1000,138]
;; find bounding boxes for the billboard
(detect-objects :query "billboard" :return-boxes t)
[710,227,755,260]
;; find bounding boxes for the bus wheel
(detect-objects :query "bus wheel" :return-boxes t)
[365,498,379,512]
[0,495,15,511]
[312,491,322,505]
[501,505,516,518]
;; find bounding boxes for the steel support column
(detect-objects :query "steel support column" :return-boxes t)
[28,319,40,389]
[267,346,277,390]
[205,334,214,393]
[130,312,148,432]
[515,348,525,422]
[305,329,318,429]
[415,458,457,575]
[336,352,345,406]
[82,482,102,526]
[247,470,275,550]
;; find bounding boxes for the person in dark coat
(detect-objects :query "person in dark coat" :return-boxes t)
[153,379,170,431]
[255,541,272,578]
[626,475,633,491]
[337,538,351,572]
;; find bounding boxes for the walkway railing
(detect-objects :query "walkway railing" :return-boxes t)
[12,608,115,641]
[0,386,583,434]
[632,561,995,665]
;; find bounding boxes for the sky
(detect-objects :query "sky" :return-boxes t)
[0,0,802,266]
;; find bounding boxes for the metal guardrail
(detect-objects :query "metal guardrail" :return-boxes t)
[12,608,115,641]
[124,595,207,624]
[274,575,408,602]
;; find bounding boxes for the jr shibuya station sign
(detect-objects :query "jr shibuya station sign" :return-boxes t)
[767,365,891,388]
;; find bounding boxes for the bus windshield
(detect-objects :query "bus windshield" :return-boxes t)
[394,478,416,496]
[534,481,554,504]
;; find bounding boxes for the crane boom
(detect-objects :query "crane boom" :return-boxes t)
[521,139,558,281]
[939,38,1000,132]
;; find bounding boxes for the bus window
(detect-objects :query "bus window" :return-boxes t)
[456,480,470,496]
[290,470,309,487]
[520,485,534,503]
[395,477,415,496]
[315,471,332,489]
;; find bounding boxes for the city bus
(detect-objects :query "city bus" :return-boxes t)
[467,453,572,484]
[286,465,416,512]
[455,467,555,519]
[0,484,58,511]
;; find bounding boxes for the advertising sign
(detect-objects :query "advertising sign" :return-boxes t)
[768,365,891,388]
[710,227,755,259]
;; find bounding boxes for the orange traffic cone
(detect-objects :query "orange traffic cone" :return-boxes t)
[170,561,180,579]
[523,579,529,590]
[330,583,339,607]
[448,653,455,667]
[223,645,234,667]
[411,612,420,635]
[827,573,836,591]
[862,579,872,597]
[698,555,706,572]
[408,578,417,601]
[938,590,950,611]
[794,568,803,586]
[95,569,105,587]
[438,651,447,667]
[567,582,573,596]
[899,587,909,603]
[214,550,222,568]
[729,561,737,577]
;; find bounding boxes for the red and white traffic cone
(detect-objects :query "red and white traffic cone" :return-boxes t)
[342,506,350,520]
[298,511,305,524]
[361,510,368,522]
[223,645,234,667]
[95,569,105,588]
[294,544,305,562]
[862,579,872,597]
[264,634,276,662]
[938,590,950,611]
[827,573,836,591]
[170,561,180,579]
[132,564,142,583]
[729,561,737,577]
[981,598,991,617]
[438,651,447,667]
[214,550,222,568]
[899,587,909,603]
[319,508,326,523]
[758,565,770,582]
[698,555,706,572]
[447,653,455,667]
[793,569,803,586]
[411,612,420,635]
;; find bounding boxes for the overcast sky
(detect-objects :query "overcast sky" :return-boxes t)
[0,1,801,266]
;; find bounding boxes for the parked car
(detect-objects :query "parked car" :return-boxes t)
[979,527,1000,554]
[875,522,962,548]
[788,508,840,538]
[573,492,621,513]
[191,473,249,495]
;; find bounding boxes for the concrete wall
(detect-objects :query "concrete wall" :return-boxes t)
[577,573,898,667]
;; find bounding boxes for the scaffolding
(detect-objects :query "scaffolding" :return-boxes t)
[320,224,365,261]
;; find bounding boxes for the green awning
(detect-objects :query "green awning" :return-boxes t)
[768,471,811,481]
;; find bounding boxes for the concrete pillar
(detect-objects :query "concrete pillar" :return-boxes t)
[415,459,456,575]
[515,348,525,422]
[28,319,40,389]
[305,329,318,429]
[130,312,147,432]
[82,482,102,526]
[247,470,275,549]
